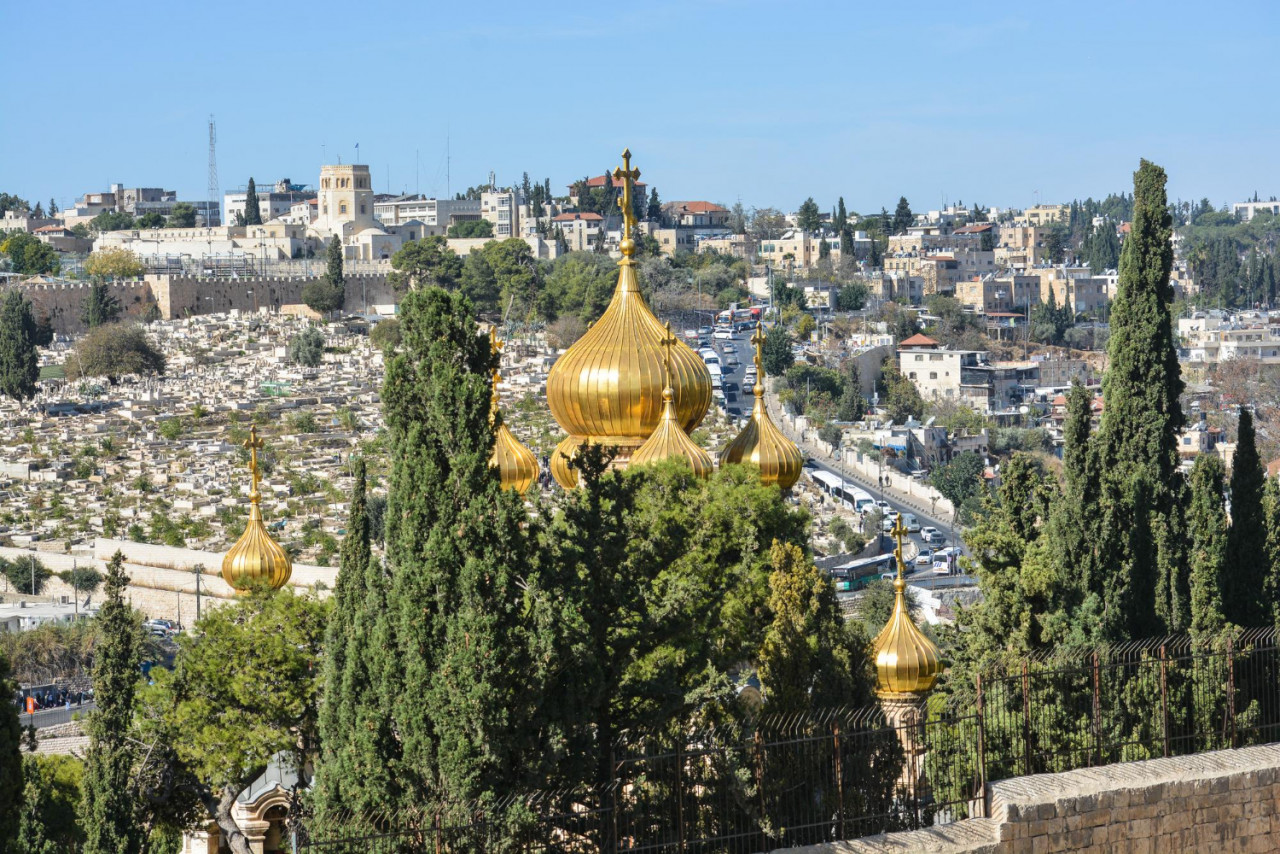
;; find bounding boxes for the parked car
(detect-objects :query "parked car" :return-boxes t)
[714,327,733,340]
[920,526,942,544]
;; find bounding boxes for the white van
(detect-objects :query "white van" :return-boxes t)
[902,513,921,533]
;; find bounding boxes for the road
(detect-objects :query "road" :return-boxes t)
[19,700,95,729]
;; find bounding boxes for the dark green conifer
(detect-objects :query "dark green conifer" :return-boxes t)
[0,648,21,852]
[79,552,143,854]
[1226,407,1268,626]
[0,291,39,402]
[243,178,262,226]
[1186,455,1227,637]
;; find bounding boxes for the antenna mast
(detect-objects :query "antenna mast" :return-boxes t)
[207,115,219,225]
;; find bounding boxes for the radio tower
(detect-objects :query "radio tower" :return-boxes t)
[207,115,219,225]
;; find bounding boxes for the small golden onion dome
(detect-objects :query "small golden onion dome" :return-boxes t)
[718,323,803,490]
[631,326,713,477]
[222,426,292,591]
[488,330,539,494]
[872,517,941,698]
[546,149,711,488]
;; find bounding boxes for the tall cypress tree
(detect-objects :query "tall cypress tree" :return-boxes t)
[1226,407,1267,626]
[1263,477,1280,634]
[1093,160,1183,640]
[79,552,143,854]
[379,287,544,819]
[313,457,400,831]
[0,648,21,853]
[1186,454,1227,638]
[0,290,39,402]
[243,178,262,226]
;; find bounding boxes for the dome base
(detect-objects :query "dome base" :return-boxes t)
[550,436,645,489]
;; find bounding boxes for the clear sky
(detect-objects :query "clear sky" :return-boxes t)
[3,0,1277,216]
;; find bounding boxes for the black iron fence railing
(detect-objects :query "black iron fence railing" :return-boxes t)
[297,627,1280,852]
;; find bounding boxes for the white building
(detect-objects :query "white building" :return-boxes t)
[223,179,316,226]
[1232,200,1280,222]
[374,195,480,231]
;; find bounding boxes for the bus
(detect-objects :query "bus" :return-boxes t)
[827,553,895,592]
[807,469,874,513]
[715,306,763,328]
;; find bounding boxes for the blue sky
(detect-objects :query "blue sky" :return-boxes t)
[3,1,1277,215]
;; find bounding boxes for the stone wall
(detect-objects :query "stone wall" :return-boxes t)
[780,743,1280,853]
[12,272,394,335]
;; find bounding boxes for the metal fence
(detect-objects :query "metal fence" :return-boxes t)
[298,627,1280,852]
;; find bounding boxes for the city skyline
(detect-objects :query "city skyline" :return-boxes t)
[2,1,1279,214]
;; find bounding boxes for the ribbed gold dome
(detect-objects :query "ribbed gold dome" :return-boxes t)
[872,517,940,698]
[630,326,713,478]
[222,426,292,591]
[718,324,803,490]
[546,149,711,488]
[488,330,539,495]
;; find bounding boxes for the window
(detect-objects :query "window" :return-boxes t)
[360,205,366,214]
[929,372,938,379]
[909,372,917,379]
[340,203,347,214]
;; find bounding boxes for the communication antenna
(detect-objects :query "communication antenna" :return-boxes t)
[207,116,219,224]
[446,127,451,198]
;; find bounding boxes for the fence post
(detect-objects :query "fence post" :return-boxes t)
[1159,644,1170,757]
[1021,660,1032,777]
[833,720,845,840]
[676,741,686,853]
[975,674,987,818]
[1227,635,1238,749]
[1091,652,1101,767]
[754,730,766,848]
[610,743,620,854]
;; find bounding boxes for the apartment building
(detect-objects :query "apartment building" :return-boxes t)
[955,274,1039,314]
[897,334,1033,414]
[1232,200,1280,222]
[1024,204,1069,226]
[481,190,520,238]
[224,179,316,226]
[374,195,481,232]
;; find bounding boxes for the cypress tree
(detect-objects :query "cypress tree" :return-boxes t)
[379,287,544,819]
[313,457,400,831]
[1263,478,1280,634]
[79,552,143,854]
[0,648,21,852]
[243,178,262,226]
[0,291,39,402]
[1225,407,1268,626]
[1186,455,1227,638]
[1093,159,1183,640]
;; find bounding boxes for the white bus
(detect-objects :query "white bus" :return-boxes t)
[807,470,874,513]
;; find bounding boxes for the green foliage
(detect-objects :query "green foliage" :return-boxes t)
[84,248,145,282]
[796,197,822,232]
[891,196,913,235]
[287,326,325,367]
[1081,222,1121,272]
[80,283,123,329]
[0,290,39,401]
[0,193,29,216]
[135,212,165,229]
[930,452,986,519]
[144,588,329,851]
[924,295,984,350]
[1030,289,1073,346]
[18,755,85,854]
[58,566,104,594]
[761,326,793,377]
[388,236,462,292]
[369,317,401,353]
[302,237,346,315]
[165,203,197,228]
[65,323,166,382]
[1186,454,1227,638]
[0,647,20,850]
[80,552,144,854]
[157,418,184,441]
[837,361,866,422]
[0,232,60,275]
[446,219,494,238]
[89,211,135,233]
[544,251,616,322]
[288,410,318,434]
[880,359,923,424]
[835,281,868,311]
[1,555,51,595]
[243,178,261,226]
[1225,407,1267,626]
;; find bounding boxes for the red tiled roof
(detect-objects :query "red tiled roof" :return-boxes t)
[953,224,994,233]
[575,174,647,190]
[671,201,728,214]
[553,212,603,222]
[1119,222,1131,234]
[899,333,940,348]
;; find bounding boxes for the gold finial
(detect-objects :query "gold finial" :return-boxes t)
[871,510,941,697]
[244,425,265,497]
[661,321,676,390]
[489,327,504,424]
[891,512,909,589]
[612,148,641,259]
[751,322,766,387]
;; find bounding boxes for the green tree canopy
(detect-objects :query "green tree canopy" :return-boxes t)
[65,323,165,383]
[1225,406,1267,626]
[243,178,261,226]
[287,326,325,367]
[388,236,462,292]
[301,237,346,315]
[796,197,822,232]
[80,284,123,329]
[0,233,59,275]
[0,646,21,850]
[761,326,794,377]
[0,290,40,401]
[89,211,135,232]
[892,196,913,235]
[84,248,145,281]
[166,203,197,228]
[930,452,986,520]
[446,219,494,238]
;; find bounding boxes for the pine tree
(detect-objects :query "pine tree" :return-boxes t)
[243,178,262,226]
[80,283,122,328]
[1263,478,1280,633]
[0,291,39,402]
[80,552,143,854]
[303,237,347,315]
[0,648,21,852]
[48,198,58,217]
[1094,159,1183,640]
[647,187,661,221]
[835,197,848,232]
[796,197,822,233]
[1226,407,1268,626]
[1186,455,1227,637]
[892,196,913,234]
[379,287,544,819]
[313,457,401,832]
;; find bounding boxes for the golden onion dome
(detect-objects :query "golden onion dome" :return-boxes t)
[546,149,711,488]
[488,330,539,495]
[630,325,714,478]
[222,426,292,591]
[718,323,803,490]
[872,517,941,698]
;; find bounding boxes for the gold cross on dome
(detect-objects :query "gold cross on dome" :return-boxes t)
[660,321,677,388]
[489,327,504,420]
[751,322,766,377]
[891,513,908,580]
[244,425,265,494]
[612,148,640,245]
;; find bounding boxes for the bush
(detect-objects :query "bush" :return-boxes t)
[369,318,400,354]
[288,327,325,367]
[64,323,165,382]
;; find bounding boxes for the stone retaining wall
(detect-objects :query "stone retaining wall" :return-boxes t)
[779,743,1280,853]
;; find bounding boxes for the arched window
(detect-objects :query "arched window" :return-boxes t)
[340,203,347,215]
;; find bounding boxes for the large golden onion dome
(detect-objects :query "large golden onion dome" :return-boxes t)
[872,516,941,697]
[546,149,711,488]
[222,426,292,591]
[488,330,539,495]
[630,324,713,478]
[718,323,803,489]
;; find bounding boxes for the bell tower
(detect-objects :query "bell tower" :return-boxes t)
[316,163,376,236]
